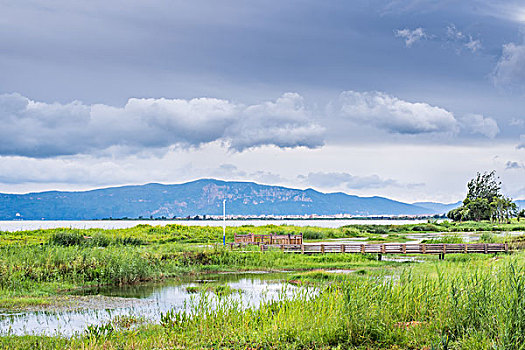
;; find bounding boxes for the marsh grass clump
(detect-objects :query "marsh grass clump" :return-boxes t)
[410,223,442,232]
[480,231,496,243]
[421,234,464,244]
[49,231,85,246]
[85,323,114,341]
[49,231,146,247]
[184,284,240,295]
[185,286,200,293]
[111,315,146,329]
[288,270,354,286]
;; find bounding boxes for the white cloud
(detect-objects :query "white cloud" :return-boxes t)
[465,38,482,53]
[446,24,465,40]
[298,172,404,190]
[250,170,287,184]
[336,90,459,135]
[0,156,136,185]
[493,43,525,89]
[460,114,500,138]
[395,27,427,47]
[446,24,482,53]
[225,93,324,151]
[510,118,525,127]
[209,164,285,184]
[0,93,324,157]
[505,160,524,170]
[211,164,247,178]
[518,135,525,149]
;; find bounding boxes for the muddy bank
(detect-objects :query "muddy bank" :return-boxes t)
[0,295,151,313]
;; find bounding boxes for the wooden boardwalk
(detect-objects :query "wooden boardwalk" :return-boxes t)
[230,242,512,258]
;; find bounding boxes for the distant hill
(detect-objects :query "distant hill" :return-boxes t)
[412,201,462,215]
[0,179,449,220]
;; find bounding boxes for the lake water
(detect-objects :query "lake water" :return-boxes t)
[0,272,302,336]
[0,219,432,232]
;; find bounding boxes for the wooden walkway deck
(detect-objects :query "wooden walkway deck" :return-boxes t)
[230,242,512,258]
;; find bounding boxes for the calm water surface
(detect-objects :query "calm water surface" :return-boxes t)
[0,272,302,336]
[0,219,432,232]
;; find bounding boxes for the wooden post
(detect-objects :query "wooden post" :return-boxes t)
[464,244,468,253]
[484,243,488,254]
[288,234,291,245]
[251,233,254,243]
[378,253,382,261]
[381,244,386,254]
[321,244,325,254]
[341,244,345,253]
[301,244,305,254]
[402,244,406,254]
[505,243,508,253]
[260,244,264,252]
[281,244,284,252]
[443,244,447,255]
[360,244,365,254]
[421,244,426,254]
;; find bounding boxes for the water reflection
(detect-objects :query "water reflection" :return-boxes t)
[0,272,297,336]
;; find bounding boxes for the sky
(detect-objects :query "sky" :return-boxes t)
[0,0,524,203]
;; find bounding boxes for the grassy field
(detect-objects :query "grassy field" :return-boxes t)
[0,221,524,349]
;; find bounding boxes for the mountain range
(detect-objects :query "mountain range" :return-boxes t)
[0,178,490,220]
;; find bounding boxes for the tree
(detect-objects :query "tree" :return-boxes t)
[465,198,492,221]
[490,196,516,223]
[518,209,525,222]
[448,170,517,222]
[466,170,501,204]
[447,206,469,222]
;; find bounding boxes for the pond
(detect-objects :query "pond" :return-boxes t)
[0,272,302,336]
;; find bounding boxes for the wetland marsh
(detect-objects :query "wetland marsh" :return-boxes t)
[0,221,524,349]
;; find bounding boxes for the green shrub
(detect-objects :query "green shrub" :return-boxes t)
[480,232,495,243]
[302,230,326,240]
[49,232,85,246]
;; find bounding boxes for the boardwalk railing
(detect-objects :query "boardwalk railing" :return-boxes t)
[234,233,303,245]
[230,242,511,256]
